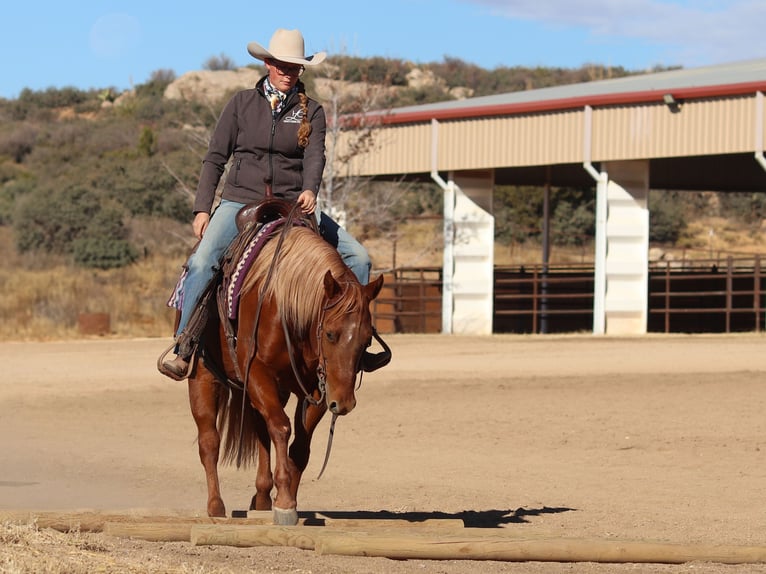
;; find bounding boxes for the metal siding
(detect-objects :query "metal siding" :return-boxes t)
[341,94,763,177]
[591,96,756,161]
[434,111,585,170]
[347,123,433,176]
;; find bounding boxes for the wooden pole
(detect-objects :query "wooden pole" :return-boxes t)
[315,532,766,564]
[103,521,203,542]
[191,525,317,549]
[190,520,465,547]
[192,525,766,564]
[8,510,766,564]
[0,510,277,533]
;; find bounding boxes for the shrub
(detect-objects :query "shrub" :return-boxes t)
[14,186,138,268]
[552,200,595,246]
[0,176,35,225]
[0,124,38,162]
[72,237,137,269]
[649,190,687,244]
[204,53,236,71]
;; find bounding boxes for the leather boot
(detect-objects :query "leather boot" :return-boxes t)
[161,355,190,380]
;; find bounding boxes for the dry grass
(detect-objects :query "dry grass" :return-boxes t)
[0,521,113,574]
[0,521,240,574]
[0,258,181,341]
[0,227,182,342]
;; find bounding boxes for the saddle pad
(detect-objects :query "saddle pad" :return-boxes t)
[224,218,285,320]
[166,266,188,310]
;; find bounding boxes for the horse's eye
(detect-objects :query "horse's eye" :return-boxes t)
[326,331,336,343]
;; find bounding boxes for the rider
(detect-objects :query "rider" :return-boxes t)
[161,28,371,380]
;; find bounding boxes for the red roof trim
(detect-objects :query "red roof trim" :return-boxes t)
[376,81,766,126]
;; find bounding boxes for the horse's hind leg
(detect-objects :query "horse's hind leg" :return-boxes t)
[189,370,226,517]
[250,412,273,511]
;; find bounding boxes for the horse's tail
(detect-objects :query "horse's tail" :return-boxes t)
[217,385,262,468]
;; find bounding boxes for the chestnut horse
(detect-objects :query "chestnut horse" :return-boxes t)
[187,223,384,525]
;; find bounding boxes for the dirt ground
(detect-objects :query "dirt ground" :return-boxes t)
[2,333,766,573]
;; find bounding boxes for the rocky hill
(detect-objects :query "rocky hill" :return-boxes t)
[160,64,472,108]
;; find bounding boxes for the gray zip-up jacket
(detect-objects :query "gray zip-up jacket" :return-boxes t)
[193,76,327,214]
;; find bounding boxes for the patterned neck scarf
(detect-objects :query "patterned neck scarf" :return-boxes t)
[263,77,297,115]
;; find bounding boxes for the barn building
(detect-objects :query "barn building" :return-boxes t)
[338,58,766,335]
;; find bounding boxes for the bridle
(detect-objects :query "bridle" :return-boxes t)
[222,200,390,472]
[282,279,365,480]
[283,279,358,412]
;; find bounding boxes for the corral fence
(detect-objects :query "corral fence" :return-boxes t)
[371,255,766,334]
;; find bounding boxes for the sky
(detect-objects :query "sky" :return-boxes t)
[2,0,765,100]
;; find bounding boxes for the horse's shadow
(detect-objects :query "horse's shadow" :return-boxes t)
[298,506,575,528]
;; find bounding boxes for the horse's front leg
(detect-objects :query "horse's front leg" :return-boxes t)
[288,398,327,501]
[188,368,226,517]
[247,369,299,525]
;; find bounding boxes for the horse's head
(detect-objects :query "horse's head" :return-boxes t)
[317,271,384,415]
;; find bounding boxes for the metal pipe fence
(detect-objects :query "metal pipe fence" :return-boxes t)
[371,256,766,334]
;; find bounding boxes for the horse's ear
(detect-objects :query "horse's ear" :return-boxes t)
[364,274,385,301]
[323,270,342,300]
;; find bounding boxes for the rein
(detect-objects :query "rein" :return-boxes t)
[234,202,335,467]
[234,203,301,465]
[220,198,372,476]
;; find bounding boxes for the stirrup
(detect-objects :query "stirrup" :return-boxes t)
[157,342,195,381]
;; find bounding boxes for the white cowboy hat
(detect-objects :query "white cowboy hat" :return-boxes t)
[247,29,326,66]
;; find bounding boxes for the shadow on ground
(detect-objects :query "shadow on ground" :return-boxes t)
[299,506,575,528]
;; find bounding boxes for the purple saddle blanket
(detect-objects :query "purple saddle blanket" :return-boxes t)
[166,218,286,320]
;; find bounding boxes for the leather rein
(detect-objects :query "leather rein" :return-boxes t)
[219,200,340,471]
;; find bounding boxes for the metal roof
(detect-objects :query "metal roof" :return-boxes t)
[339,58,766,192]
[379,58,766,123]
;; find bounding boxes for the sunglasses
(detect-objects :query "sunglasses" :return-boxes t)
[267,59,304,77]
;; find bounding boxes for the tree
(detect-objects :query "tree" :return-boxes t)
[319,58,398,228]
[204,53,236,71]
[649,190,688,244]
[14,186,137,268]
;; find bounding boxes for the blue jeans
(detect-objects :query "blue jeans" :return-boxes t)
[317,211,371,285]
[175,199,371,337]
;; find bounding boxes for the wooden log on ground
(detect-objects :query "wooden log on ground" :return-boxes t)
[0,510,280,534]
[191,524,318,549]
[315,532,766,564]
[312,518,465,530]
[0,510,193,533]
[103,521,198,542]
[107,517,463,543]
[190,521,463,549]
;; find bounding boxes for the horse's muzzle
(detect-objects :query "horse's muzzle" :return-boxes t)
[328,396,356,415]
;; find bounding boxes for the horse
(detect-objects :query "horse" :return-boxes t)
[186,218,385,525]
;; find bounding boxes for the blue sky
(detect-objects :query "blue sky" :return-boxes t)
[2,0,764,99]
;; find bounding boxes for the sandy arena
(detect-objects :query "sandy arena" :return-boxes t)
[2,333,766,573]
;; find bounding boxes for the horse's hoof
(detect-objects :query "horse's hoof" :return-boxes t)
[207,497,226,518]
[273,507,298,526]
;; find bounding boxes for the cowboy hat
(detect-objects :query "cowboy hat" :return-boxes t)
[247,29,326,66]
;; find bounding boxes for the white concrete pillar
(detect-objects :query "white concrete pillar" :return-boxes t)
[448,170,495,335]
[602,160,650,335]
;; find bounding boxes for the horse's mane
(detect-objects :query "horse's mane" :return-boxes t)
[240,226,359,338]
